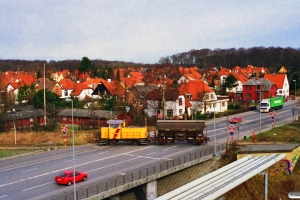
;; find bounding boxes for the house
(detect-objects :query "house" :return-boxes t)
[228,71,249,101]
[53,70,69,82]
[278,66,288,74]
[264,74,289,98]
[57,109,132,128]
[59,79,75,99]
[145,87,185,119]
[5,108,46,130]
[35,78,57,91]
[242,78,278,102]
[70,83,94,100]
[178,80,228,115]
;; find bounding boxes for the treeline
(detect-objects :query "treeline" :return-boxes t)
[1,47,300,74]
[160,47,300,73]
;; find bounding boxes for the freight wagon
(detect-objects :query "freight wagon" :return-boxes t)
[156,120,208,145]
[95,119,149,145]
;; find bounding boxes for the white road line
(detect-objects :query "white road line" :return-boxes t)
[147,152,157,155]
[22,168,37,172]
[0,195,7,199]
[124,153,171,160]
[22,181,54,191]
[163,146,177,151]
[97,151,108,155]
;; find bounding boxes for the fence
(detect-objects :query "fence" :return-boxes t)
[52,143,227,200]
[0,142,57,158]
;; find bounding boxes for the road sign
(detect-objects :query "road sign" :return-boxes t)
[61,125,68,135]
[228,125,236,132]
[270,111,276,119]
[206,111,210,118]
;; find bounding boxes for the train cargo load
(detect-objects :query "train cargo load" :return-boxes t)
[156,120,208,145]
[97,119,149,145]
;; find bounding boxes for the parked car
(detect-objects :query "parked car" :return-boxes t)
[55,170,88,186]
[230,116,242,123]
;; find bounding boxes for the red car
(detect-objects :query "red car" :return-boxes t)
[55,170,88,186]
[230,116,242,123]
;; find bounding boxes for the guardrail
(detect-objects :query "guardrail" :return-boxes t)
[0,142,57,158]
[52,143,227,200]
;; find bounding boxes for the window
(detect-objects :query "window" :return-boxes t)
[30,118,34,122]
[222,102,225,107]
[246,93,251,99]
[56,89,58,93]
[179,109,183,115]
[167,109,173,117]
[77,118,81,122]
[179,98,183,105]
[211,94,214,99]
[63,117,67,121]
[64,90,68,96]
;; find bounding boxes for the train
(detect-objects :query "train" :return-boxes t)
[93,119,209,145]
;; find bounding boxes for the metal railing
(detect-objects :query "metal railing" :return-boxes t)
[52,142,227,200]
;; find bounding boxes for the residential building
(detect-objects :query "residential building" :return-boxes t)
[264,74,289,98]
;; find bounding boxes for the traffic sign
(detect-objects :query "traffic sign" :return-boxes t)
[270,111,276,119]
[206,111,210,118]
[61,125,68,135]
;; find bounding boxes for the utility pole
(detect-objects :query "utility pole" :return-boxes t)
[44,63,47,127]
[163,81,166,120]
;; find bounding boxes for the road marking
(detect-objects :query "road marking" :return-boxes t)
[0,195,7,199]
[147,152,156,155]
[97,151,108,155]
[22,168,37,172]
[22,181,53,191]
[163,146,177,151]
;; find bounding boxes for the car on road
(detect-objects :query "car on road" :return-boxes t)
[55,170,88,186]
[230,116,242,123]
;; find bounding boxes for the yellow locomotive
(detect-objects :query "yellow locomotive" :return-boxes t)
[96,119,149,145]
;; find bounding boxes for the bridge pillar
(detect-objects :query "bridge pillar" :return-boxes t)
[109,194,119,200]
[146,180,157,200]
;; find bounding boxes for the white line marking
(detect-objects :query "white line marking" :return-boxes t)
[0,195,7,199]
[22,181,54,191]
[163,146,177,151]
[22,168,37,172]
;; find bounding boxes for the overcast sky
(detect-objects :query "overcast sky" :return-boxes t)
[1,0,299,64]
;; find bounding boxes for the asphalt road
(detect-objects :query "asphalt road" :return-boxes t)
[0,100,298,200]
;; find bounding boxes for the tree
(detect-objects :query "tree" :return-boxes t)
[37,70,42,79]
[221,74,238,95]
[32,89,60,108]
[17,83,36,104]
[78,56,95,76]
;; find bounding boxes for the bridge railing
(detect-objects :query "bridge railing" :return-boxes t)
[52,142,227,200]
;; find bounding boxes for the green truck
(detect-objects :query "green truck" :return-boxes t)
[260,97,284,113]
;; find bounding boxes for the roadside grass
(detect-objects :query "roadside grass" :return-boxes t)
[0,130,95,158]
[219,124,300,200]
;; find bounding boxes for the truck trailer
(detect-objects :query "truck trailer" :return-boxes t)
[260,97,284,113]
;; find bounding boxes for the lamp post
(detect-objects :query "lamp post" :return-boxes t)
[257,82,262,134]
[293,80,296,102]
[125,106,130,126]
[213,103,220,156]
[65,98,76,200]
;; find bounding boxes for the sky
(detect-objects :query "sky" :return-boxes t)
[1,0,300,64]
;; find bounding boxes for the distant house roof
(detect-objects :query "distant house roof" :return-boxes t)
[57,108,123,120]
[264,74,286,89]
[146,87,179,101]
[178,80,214,101]
[243,78,276,92]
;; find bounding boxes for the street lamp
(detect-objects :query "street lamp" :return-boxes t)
[125,106,130,126]
[213,103,220,156]
[257,82,262,134]
[293,80,296,102]
[65,98,76,200]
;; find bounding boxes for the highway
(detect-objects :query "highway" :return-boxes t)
[0,100,297,200]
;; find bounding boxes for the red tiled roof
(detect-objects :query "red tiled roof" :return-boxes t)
[264,74,286,88]
[71,83,92,96]
[178,80,213,101]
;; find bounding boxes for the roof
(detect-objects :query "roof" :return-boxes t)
[6,109,46,121]
[146,87,179,101]
[236,144,300,154]
[264,73,286,89]
[242,78,276,91]
[57,109,123,119]
[178,80,214,101]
